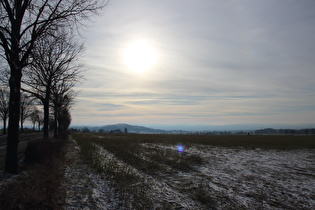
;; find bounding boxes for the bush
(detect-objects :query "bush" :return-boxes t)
[24,139,64,163]
[0,138,67,209]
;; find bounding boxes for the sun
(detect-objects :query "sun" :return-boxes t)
[123,39,157,73]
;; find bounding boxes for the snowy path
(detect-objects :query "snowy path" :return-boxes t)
[64,138,126,209]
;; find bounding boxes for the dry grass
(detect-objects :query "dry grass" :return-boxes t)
[0,138,67,209]
[74,133,156,208]
[72,132,314,209]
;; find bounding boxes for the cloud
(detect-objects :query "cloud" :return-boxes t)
[71,0,315,127]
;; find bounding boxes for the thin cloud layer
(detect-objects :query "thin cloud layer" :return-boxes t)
[72,0,315,129]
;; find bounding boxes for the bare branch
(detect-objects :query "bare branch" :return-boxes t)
[0,0,107,173]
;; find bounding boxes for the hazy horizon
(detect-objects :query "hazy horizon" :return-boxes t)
[71,1,315,128]
[70,122,315,131]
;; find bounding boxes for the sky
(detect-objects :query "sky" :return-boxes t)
[72,0,315,130]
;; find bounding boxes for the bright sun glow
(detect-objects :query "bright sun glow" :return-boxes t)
[124,39,157,73]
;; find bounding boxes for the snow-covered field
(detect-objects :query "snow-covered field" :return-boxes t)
[64,138,128,209]
[139,144,315,209]
[71,134,315,209]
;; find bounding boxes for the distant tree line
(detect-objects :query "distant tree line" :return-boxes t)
[76,127,129,134]
[254,128,315,135]
[74,127,315,136]
[188,129,315,135]
[183,129,315,135]
[0,0,107,174]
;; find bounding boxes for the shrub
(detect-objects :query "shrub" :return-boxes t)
[0,138,67,209]
[24,139,63,164]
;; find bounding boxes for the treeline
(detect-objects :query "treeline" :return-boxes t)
[1,88,73,135]
[0,1,106,174]
[1,89,45,134]
[189,128,315,135]
[72,127,129,134]
[201,128,315,135]
[254,128,315,135]
[74,127,315,136]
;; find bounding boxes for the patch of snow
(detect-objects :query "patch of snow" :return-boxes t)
[66,137,315,209]
[137,143,315,209]
[64,137,126,209]
[94,144,207,209]
[189,146,315,209]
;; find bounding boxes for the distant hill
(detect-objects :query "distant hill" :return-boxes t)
[99,123,167,134]
[71,124,315,135]
[72,123,175,134]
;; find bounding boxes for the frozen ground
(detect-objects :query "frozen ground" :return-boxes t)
[64,138,128,209]
[188,145,315,209]
[66,136,315,209]
[115,143,314,209]
[148,144,315,209]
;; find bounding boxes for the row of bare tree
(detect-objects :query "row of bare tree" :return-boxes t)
[1,89,40,134]
[21,29,81,138]
[0,88,66,135]
[0,0,107,174]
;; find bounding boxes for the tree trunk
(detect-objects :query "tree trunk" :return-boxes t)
[57,117,62,136]
[2,114,7,135]
[43,86,51,138]
[43,101,49,138]
[20,120,24,133]
[5,68,22,174]
[53,107,58,138]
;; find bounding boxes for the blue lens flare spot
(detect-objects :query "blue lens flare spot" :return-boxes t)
[177,145,185,153]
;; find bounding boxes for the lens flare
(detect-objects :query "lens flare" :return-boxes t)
[177,145,185,153]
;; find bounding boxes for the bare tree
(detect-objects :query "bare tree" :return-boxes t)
[23,30,83,138]
[36,110,44,131]
[0,0,106,173]
[58,107,72,136]
[0,67,9,86]
[51,79,76,137]
[29,107,39,131]
[0,88,9,135]
[20,94,33,133]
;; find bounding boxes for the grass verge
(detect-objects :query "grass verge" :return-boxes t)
[0,137,67,209]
